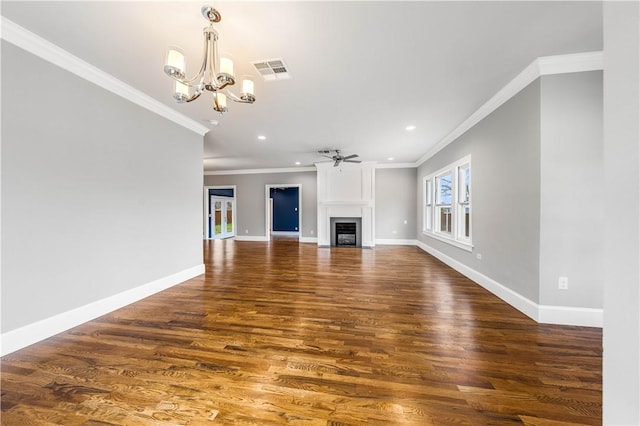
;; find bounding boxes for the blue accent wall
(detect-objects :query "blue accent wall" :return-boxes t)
[270,187,299,232]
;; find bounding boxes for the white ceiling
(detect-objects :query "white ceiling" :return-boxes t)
[1,1,602,171]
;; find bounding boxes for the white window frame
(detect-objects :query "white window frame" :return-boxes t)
[456,162,471,243]
[423,179,432,231]
[422,155,473,251]
[434,170,453,235]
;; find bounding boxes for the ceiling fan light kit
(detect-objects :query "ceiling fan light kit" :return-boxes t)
[164,5,256,114]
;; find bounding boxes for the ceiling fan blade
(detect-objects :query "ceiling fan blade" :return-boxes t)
[334,159,341,167]
[343,154,359,160]
[321,155,334,159]
[344,159,362,163]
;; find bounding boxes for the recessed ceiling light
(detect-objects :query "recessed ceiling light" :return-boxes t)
[257,135,266,140]
[387,157,394,161]
[208,119,219,126]
[295,161,301,165]
[405,125,416,131]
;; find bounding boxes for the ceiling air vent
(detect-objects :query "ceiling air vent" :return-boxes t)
[251,58,291,81]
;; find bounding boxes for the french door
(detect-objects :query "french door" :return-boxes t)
[209,196,235,239]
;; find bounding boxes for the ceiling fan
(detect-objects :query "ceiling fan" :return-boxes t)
[318,149,362,167]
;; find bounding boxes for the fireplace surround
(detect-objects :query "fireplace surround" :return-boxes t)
[315,162,375,248]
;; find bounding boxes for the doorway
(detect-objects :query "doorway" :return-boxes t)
[265,184,301,241]
[204,186,236,239]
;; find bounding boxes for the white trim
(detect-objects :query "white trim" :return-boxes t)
[0,264,205,356]
[271,231,300,236]
[416,51,603,166]
[1,17,209,136]
[375,163,417,169]
[375,238,417,246]
[233,235,269,242]
[205,167,315,176]
[421,231,474,252]
[537,51,604,76]
[422,155,473,250]
[414,240,603,328]
[415,240,539,321]
[299,237,318,244]
[203,186,237,240]
[538,305,603,328]
[204,162,418,176]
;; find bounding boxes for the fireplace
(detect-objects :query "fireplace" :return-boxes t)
[336,222,357,247]
[330,218,362,248]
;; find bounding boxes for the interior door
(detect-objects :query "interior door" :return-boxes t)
[223,199,234,238]
[209,196,235,239]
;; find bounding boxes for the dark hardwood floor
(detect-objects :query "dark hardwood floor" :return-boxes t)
[1,239,602,425]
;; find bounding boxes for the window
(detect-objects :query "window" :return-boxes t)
[435,171,453,234]
[424,179,432,231]
[457,163,471,241]
[422,156,472,250]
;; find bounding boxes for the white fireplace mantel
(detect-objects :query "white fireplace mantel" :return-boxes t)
[315,161,376,247]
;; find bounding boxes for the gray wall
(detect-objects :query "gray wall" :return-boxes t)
[205,168,418,242]
[416,72,604,309]
[417,80,542,303]
[603,1,640,423]
[375,168,417,240]
[539,71,603,308]
[1,42,204,332]
[204,172,317,238]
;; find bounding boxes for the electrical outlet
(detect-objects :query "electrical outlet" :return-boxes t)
[558,276,569,290]
[245,229,249,234]
[310,230,314,235]
[476,253,482,260]
[404,220,408,225]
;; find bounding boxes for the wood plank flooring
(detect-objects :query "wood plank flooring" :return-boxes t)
[1,239,602,425]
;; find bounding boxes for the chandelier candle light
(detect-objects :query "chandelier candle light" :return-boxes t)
[164,5,256,113]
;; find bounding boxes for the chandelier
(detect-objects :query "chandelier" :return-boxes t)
[163,5,256,114]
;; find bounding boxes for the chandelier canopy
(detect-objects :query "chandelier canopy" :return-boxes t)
[164,5,256,114]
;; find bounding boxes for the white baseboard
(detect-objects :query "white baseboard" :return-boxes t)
[375,238,418,246]
[538,305,603,328]
[233,235,268,242]
[0,264,205,356]
[299,237,318,244]
[414,240,602,328]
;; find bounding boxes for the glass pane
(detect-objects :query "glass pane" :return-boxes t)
[226,201,233,233]
[464,205,470,238]
[214,210,222,235]
[425,180,432,205]
[459,165,470,203]
[439,206,452,234]
[437,173,452,205]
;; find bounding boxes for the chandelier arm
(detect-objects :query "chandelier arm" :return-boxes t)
[182,91,203,103]
[182,29,214,86]
[172,29,213,88]
[224,88,256,104]
[207,27,221,90]
[224,89,249,104]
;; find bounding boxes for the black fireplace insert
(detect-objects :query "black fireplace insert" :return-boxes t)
[336,222,357,247]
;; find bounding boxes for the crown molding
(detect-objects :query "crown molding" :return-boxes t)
[204,162,420,175]
[204,166,316,176]
[415,51,604,167]
[375,162,417,169]
[1,17,210,136]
